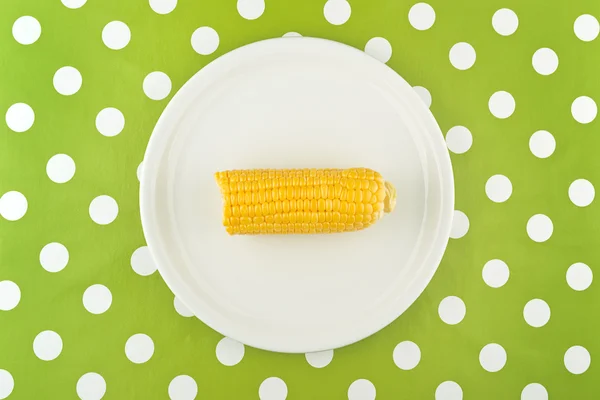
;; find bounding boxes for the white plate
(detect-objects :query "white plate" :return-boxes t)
[140,37,454,353]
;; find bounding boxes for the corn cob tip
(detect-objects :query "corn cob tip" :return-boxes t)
[383,181,396,214]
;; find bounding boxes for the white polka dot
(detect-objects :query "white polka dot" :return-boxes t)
[413,86,432,108]
[283,32,302,37]
[305,349,334,368]
[450,210,469,239]
[438,296,466,325]
[0,281,20,311]
[492,8,518,36]
[0,191,28,221]
[130,246,157,276]
[237,0,265,20]
[0,370,14,400]
[446,126,472,154]
[364,37,392,63]
[324,0,351,26]
[529,130,555,159]
[46,154,76,183]
[521,383,548,400]
[39,242,69,273]
[347,379,376,400]
[5,103,34,133]
[569,179,595,207]
[479,343,506,372]
[143,71,172,101]
[571,96,597,124]
[574,14,599,42]
[488,91,515,119]
[526,214,553,243]
[76,372,106,400]
[83,284,112,314]
[215,337,245,366]
[482,259,509,288]
[53,66,82,96]
[191,26,219,55]
[149,0,177,14]
[564,346,591,374]
[102,21,130,50]
[169,375,198,400]
[95,108,125,137]
[449,42,476,70]
[435,381,462,400]
[532,48,558,76]
[485,175,512,203]
[393,341,421,370]
[33,330,63,361]
[408,3,435,31]
[259,377,287,400]
[523,299,550,328]
[62,0,87,8]
[567,263,593,291]
[89,195,118,225]
[12,16,41,45]
[125,333,154,364]
[174,297,194,317]
[137,161,144,182]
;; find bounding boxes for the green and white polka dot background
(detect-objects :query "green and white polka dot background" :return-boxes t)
[1,0,600,398]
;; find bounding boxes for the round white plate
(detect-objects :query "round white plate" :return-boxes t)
[140,37,454,353]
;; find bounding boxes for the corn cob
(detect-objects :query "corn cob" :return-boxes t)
[214,168,396,235]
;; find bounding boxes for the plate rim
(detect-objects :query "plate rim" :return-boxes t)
[140,36,455,353]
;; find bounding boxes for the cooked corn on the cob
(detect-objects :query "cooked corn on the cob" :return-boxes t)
[215,168,396,235]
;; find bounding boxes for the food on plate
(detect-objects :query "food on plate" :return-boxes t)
[215,168,396,235]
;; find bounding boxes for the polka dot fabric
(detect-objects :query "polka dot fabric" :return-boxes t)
[1,1,598,399]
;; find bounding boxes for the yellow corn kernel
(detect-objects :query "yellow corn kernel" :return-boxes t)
[325,199,333,212]
[347,189,356,203]
[355,189,363,203]
[215,168,396,235]
[369,180,378,192]
[348,203,356,215]
[318,212,326,223]
[332,199,340,212]
[340,188,347,201]
[357,203,365,214]
[318,199,325,212]
[334,184,343,197]
[332,212,341,223]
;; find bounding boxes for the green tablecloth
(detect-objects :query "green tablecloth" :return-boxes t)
[1,0,599,399]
